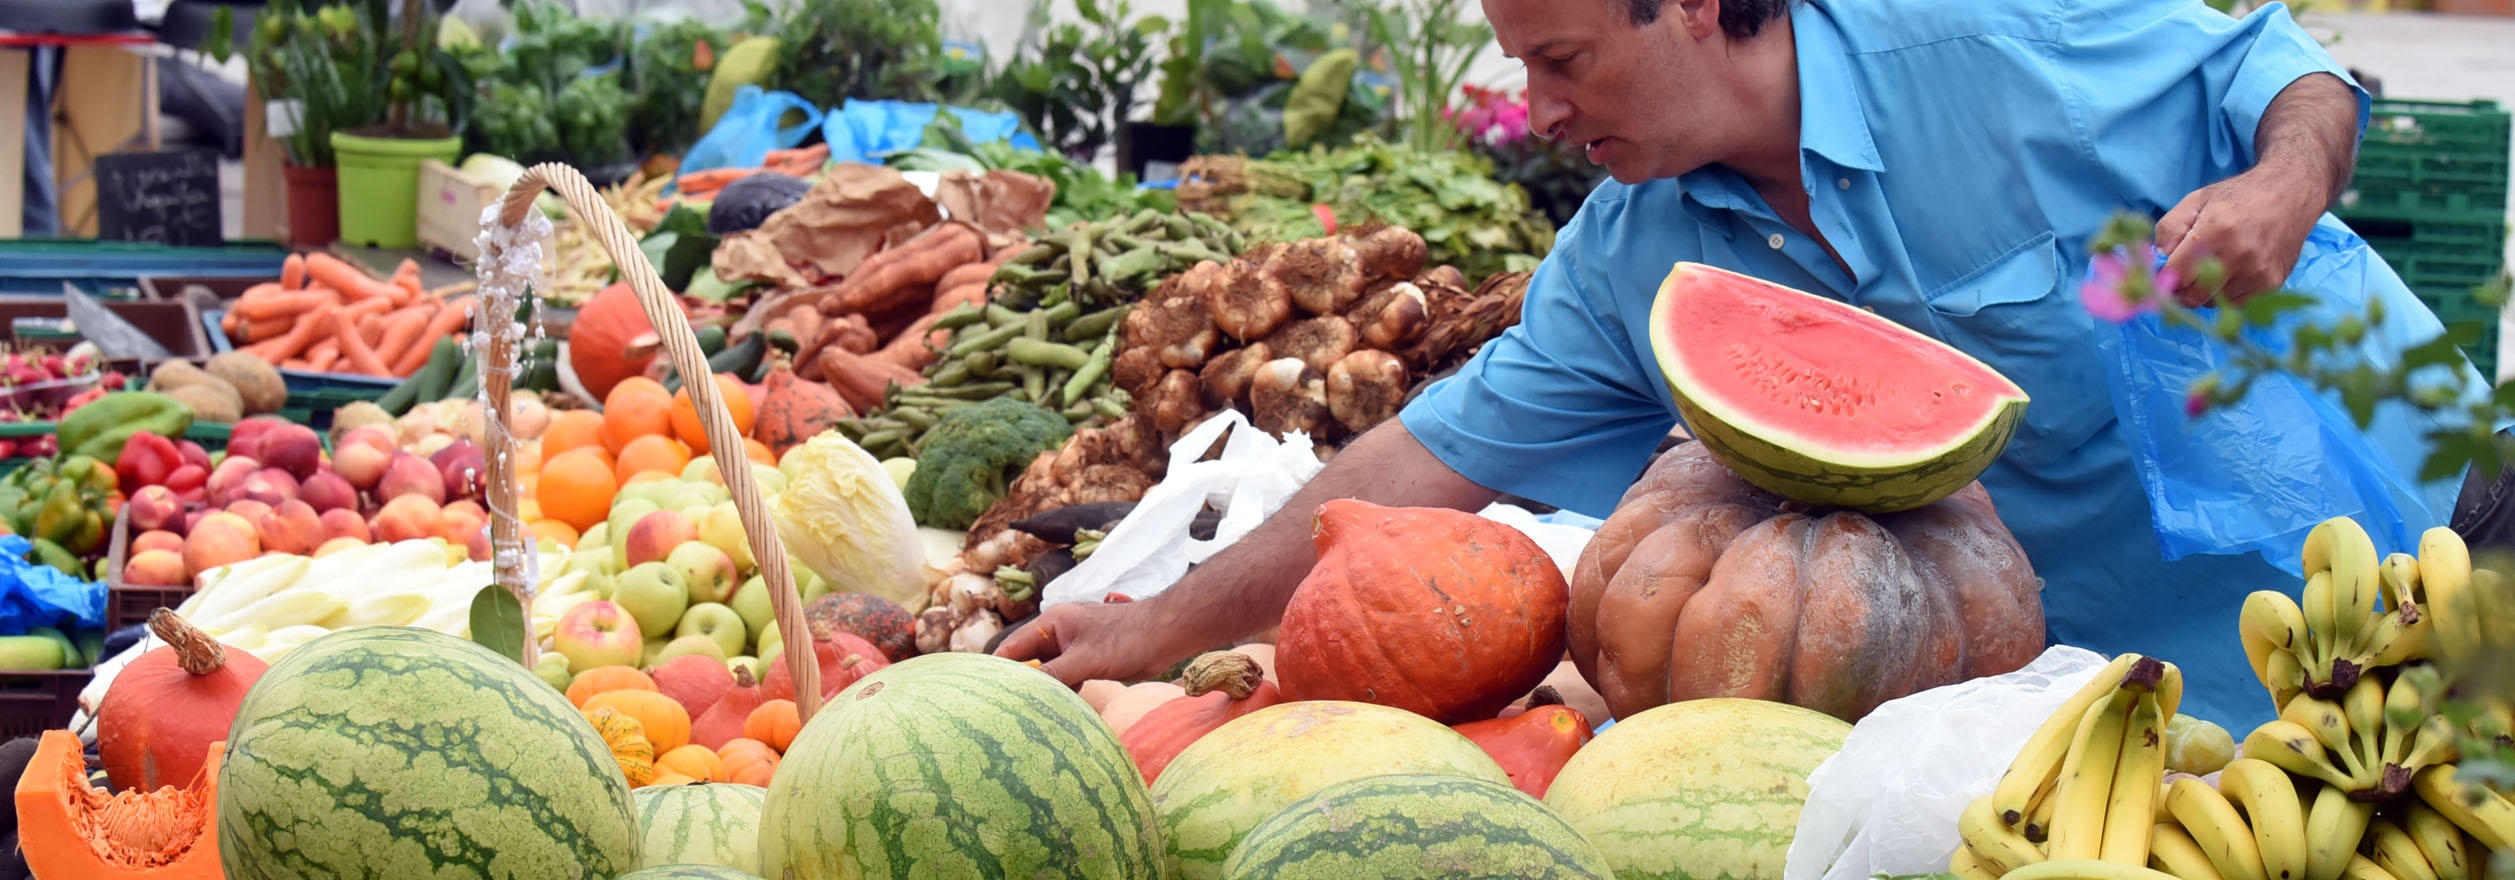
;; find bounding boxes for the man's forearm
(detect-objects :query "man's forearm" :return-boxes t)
[1140,419,1500,651]
[2252,72,2360,210]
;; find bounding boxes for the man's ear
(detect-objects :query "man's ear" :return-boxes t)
[1671,0,1722,39]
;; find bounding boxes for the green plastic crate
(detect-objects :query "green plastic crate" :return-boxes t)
[2337,99,2511,225]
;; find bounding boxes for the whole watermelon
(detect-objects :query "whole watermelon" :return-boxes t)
[634,782,767,872]
[1544,697,1851,880]
[758,652,1164,879]
[1222,773,1615,879]
[621,866,768,880]
[218,627,641,879]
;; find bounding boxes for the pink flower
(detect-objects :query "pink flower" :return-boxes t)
[2080,244,2177,323]
[2185,389,2209,418]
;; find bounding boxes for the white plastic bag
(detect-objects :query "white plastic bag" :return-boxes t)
[1782,644,2112,880]
[1472,502,1596,585]
[1041,411,1325,607]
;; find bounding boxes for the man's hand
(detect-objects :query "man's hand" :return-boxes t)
[2154,166,2325,306]
[995,599,1194,687]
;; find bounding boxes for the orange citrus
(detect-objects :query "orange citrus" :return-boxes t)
[742,437,775,466]
[614,435,693,484]
[623,470,676,486]
[669,373,757,454]
[543,410,607,461]
[528,518,581,549]
[602,387,675,455]
[537,449,618,533]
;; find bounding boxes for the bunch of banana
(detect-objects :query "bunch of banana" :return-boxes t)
[1951,654,2180,880]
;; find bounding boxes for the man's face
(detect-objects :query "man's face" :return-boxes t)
[1485,0,1718,184]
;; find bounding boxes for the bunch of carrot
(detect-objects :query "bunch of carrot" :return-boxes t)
[664,143,831,207]
[219,253,477,378]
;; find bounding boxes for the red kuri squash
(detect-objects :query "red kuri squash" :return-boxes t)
[96,609,267,793]
[689,665,768,750]
[759,628,890,703]
[569,283,682,402]
[1451,688,1594,798]
[1117,651,1285,784]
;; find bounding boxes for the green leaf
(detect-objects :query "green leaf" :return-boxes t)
[1282,48,1358,149]
[469,584,527,665]
[2422,430,2477,483]
[2404,333,2469,374]
[639,204,720,292]
[2240,292,2316,327]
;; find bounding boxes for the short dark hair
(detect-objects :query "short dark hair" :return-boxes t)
[1619,0,1793,40]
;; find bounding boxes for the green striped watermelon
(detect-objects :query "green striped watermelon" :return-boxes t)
[1544,697,1850,880]
[1220,773,1615,879]
[634,782,768,872]
[1648,261,2029,513]
[619,866,767,880]
[218,626,641,879]
[757,651,1164,879]
[1151,700,1511,880]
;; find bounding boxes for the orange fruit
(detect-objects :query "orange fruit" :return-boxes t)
[614,435,692,484]
[542,410,606,461]
[623,470,676,486]
[669,373,757,454]
[742,437,775,466]
[528,518,581,549]
[602,386,675,456]
[537,449,618,533]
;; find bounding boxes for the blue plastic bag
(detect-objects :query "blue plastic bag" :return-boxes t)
[2093,220,2480,574]
[0,534,104,632]
[820,100,1040,165]
[676,86,826,184]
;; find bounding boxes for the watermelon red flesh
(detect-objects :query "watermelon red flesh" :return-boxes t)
[1648,262,2029,512]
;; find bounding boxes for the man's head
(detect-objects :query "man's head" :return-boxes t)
[1487,0,1795,184]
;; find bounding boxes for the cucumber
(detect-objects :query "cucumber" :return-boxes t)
[378,339,459,415]
[709,333,766,377]
[695,324,728,356]
[518,339,561,392]
[444,349,481,401]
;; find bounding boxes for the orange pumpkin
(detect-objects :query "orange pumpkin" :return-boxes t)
[717,738,780,787]
[96,608,267,793]
[1451,694,1594,798]
[567,666,658,708]
[569,283,685,402]
[584,707,657,787]
[585,689,693,754]
[1569,442,2046,723]
[1117,651,1284,784]
[16,730,222,879]
[745,699,802,753]
[656,744,724,782]
[1275,499,1570,724]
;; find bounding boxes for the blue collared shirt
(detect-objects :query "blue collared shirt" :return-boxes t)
[1402,0,2473,728]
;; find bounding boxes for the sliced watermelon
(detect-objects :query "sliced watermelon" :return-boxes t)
[1647,262,2028,513]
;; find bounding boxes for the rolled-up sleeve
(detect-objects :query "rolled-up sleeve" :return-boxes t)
[1399,205,1677,518]
[2049,0,2369,216]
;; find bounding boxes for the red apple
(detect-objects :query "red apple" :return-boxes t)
[553,601,644,671]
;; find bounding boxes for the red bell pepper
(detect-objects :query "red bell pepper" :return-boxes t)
[114,431,183,490]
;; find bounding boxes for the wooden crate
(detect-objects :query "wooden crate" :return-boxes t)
[416,159,496,261]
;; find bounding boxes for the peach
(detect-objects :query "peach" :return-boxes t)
[300,470,357,513]
[465,528,492,562]
[431,439,487,501]
[255,499,325,556]
[122,549,189,586]
[440,500,486,547]
[206,455,261,505]
[332,429,396,490]
[370,495,446,544]
[223,498,273,525]
[313,536,368,557]
[180,509,210,535]
[131,529,184,556]
[126,485,183,533]
[255,423,324,480]
[318,507,371,544]
[623,509,697,568]
[378,453,446,505]
[238,467,300,506]
[182,517,260,575]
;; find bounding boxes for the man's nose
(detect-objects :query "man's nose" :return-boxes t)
[1527,89,1574,142]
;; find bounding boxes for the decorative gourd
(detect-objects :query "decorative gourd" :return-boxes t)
[1276,499,1570,724]
[568,665,659,708]
[745,700,802,752]
[1452,690,1594,798]
[587,707,659,787]
[1569,442,2046,724]
[570,283,678,401]
[1118,652,1285,784]
[97,608,266,792]
[16,729,222,879]
[752,368,853,457]
[757,629,889,703]
[690,665,767,750]
[717,739,780,787]
[586,689,694,753]
[1099,681,1186,737]
[657,745,725,782]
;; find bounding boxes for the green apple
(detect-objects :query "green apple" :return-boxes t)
[534,651,573,690]
[606,498,661,571]
[656,633,729,664]
[670,541,740,605]
[613,560,691,638]
[681,457,723,485]
[614,482,679,510]
[799,568,834,603]
[751,464,788,496]
[729,575,775,646]
[552,600,643,671]
[699,501,755,571]
[726,655,764,680]
[880,457,916,491]
[676,602,748,660]
[640,637,671,668]
[577,521,611,550]
[757,622,784,664]
[0,635,65,670]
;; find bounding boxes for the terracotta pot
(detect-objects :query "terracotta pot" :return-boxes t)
[281,163,339,248]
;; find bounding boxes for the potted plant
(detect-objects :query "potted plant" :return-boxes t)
[242,0,387,247]
[328,0,468,249]
[993,0,1168,168]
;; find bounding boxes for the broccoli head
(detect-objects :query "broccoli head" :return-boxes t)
[902,397,1074,530]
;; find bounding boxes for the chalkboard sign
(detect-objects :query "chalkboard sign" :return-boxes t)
[95,148,225,247]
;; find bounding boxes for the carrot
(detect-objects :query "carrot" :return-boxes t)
[281,358,312,370]
[245,307,337,363]
[304,252,403,303]
[235,281,287,303]
[393,298,475,376]
[336,314,392,376]
[672,168,753,195]
[337,296,395,323]
[371,304,435,372]
[232,289,338,321]
[305,339,340,373]
[281,254,308,290]
[220,311,239,336]
[390,258,423,297]
[237,316,293,344]
[820,222,985,316]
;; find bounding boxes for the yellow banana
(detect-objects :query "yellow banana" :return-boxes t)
[2301,570,2340,674]
[2412,765,2515,851]
[2265,648,2307,713]
[2417,527,2474,664]
[2031,778,2064,844]
[1966,792,2050,874]
[2052,690,2138,861]
[2242,720,2358,788]
[2169,776,2269,880]
[2218,759,2308,880]
[2340,675,2388,773]
[2403,714,2463,771]
[1995,653,2144,827]
[2240,590,2312,653]
[2320,517,2383,659]
[2153,822,2232,880]
[2103,693,2169,866]
[2356,554,2430,667]
[2341,853,2405,880]
[2403,800,2473,880]
[2278,696,2360,774]
[1953,844,2005,880]
[2000,859,2189,880]
[2382,671,2430,768]
[2304,783,2376,880]
[2302,519,2338,579]
[2157,661,2185,722]
[2370,816,2444,880]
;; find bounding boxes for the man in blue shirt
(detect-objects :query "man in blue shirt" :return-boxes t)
[999,0,2482,729]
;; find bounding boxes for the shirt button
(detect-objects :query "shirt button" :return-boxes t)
[1767,233,1786,249]
[1837,178,1851,189]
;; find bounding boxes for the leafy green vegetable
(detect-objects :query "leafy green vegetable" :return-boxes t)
[1184,136,1553,284]
[901,397,1074,531]
[1282,48,1357,149]
[637,205,720,292]
[770,0,949,107]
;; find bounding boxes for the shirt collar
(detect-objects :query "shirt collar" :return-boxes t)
[1790,0,1885,174]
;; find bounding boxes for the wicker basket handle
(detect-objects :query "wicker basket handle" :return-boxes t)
[485,163,824,721]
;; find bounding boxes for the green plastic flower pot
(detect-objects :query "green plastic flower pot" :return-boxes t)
[330,131,461,248]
